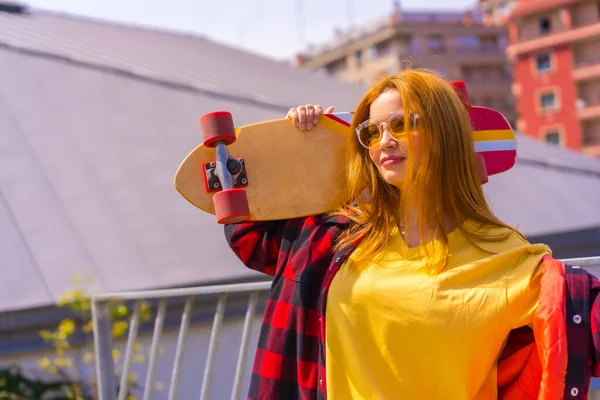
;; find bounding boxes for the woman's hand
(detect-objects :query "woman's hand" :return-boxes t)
[286,104,335,131]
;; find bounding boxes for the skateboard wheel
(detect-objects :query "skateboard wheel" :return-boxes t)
[476,153,489,184]
[450,81,470,108]
[213,188,250,224]
[200,111,237,148]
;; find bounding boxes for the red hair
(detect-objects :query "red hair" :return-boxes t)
[332,69,522,273]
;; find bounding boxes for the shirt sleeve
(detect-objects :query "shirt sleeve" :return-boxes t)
[505,248,550,330]
[589,272,600,376]
[224,219,295,276]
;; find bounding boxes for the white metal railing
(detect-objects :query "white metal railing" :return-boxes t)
[91,257,600,400]
[91,281,271,400]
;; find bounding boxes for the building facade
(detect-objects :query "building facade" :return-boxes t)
[503,0,600,156]
[480,0,518,25]
[296,9,516,126]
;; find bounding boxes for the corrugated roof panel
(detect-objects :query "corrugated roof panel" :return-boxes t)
[484,161,600,237]
[0,10,367,111]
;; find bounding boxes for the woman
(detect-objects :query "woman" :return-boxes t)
[224,69,600,399]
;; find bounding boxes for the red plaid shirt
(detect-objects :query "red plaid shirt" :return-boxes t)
[224,215,600,400]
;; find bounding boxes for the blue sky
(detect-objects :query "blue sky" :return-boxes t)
[26,0,477,60]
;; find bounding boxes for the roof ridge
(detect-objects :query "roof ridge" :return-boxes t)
[25,6,290,63]
[0,40,291,112]
[29,6,212,42]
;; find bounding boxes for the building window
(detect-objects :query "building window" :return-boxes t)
[410,36,421,53]
[545,131,561,145]
[540,91,557,110]
[325,58,347,75]
[376,40,392,57]
[538,17,551,34]
[428,35,445,53]
[368,45,378,60]
[536,53,552,73]
[455,35,480,52]
[498,36,508,50]
[356,50,363,67]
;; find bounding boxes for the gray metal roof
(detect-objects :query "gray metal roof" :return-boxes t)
[1,8,600,313]
[485,134,600,237]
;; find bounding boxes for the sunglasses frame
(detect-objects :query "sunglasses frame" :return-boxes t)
[355,111,420,149]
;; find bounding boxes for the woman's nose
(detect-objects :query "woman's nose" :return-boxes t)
[378,125,398,148]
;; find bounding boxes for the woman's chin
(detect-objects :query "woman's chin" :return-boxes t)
[382,173,404,187]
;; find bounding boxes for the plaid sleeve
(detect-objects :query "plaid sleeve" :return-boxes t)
[223,219,303,276]
[589,271,600,376]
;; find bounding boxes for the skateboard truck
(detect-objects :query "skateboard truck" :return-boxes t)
[200,111,251,224]
[203,156,248,192]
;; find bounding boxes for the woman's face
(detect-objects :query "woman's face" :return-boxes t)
[366,90,417,187]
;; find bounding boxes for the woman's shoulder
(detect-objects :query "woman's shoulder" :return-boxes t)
[461,220,551,257]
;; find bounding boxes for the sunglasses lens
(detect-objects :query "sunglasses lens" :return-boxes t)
[358,125,380,148]
[388,115,406,133]
[356,113,415,149]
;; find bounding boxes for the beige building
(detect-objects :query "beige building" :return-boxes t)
[296,9,516,126]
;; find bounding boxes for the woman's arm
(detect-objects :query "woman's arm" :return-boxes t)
[224,219,303,276]
[223,103,336,276]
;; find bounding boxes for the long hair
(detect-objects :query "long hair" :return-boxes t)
[332,68,522,274]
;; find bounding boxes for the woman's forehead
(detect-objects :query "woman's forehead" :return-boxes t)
[369,91,403,116]
[367,111,405,122]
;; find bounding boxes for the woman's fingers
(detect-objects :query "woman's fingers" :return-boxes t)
[286,104,335,131]
[298,105,307,130]
[305,104,315,130]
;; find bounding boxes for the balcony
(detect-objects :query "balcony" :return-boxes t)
[582,121,600,156]
[506,0,579,20]
[578,102,600,121]
[506,23,600,58]
[454,44,506,53]
[582,143,600,156]
[90,256,600,399]
[452,45,509,64]
[573,61,600,81]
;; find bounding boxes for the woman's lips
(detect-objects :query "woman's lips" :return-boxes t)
[381,156,405,167]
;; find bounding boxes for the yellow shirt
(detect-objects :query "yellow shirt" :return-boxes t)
[325,224,551,400]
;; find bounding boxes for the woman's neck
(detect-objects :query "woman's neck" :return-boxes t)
[398,208,456,248]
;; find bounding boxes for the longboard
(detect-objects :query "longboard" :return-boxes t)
[174,82,517,223]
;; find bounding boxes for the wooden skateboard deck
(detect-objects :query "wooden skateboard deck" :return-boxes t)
[174,106,516,222]
[174,112,354,221]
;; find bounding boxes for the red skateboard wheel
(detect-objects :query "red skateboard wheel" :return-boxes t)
[213,188,250,224]
[200,111,237,148]
[450,81,471,108]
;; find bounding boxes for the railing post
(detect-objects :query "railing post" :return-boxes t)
[92,299,117,400]
[143,298,168,400]
[200,293,228,400]
[231,291,259,400]
[168,295,195,400]
[118,301,142,400]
